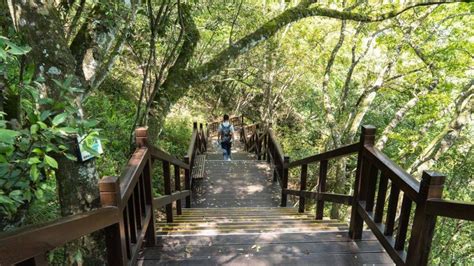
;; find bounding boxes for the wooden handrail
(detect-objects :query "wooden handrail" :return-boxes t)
[150,146,189,169]
[283,189,353,205]
[153,190,191,208]
[425,199,474,221]
[0,207,119,265]
[288,143,359,168]
[268,129,285,163]
[119,147,150,202]
[186,130,198,158]
[363,146,420,201]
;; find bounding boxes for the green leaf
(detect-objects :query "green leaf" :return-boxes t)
[28,157,41,165]
[37,121,47,129]
[64,153,78,161]
[0,195,13,204]
[52,113,68,126]
[34,189,44,200]
[30,124,39,134]
[40,110,52,121]
[44,155,58,169]
[57,127,77,135]
[30,164,39,182]
[32,148,44,155]
[0,129,20,144]
[5,40,31,55]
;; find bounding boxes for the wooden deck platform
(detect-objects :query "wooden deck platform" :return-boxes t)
[140,139,393,265]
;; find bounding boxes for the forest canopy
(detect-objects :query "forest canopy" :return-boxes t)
[0,0,473,264]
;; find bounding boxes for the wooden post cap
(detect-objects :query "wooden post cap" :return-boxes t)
[99,176,120,192]
[135,127,148,137]
[361,125,376,145]
[361,125,376,135]
[135,127,148,147]
[421,171,446,199]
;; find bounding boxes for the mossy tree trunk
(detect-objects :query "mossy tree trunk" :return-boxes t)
[7,1,106,263]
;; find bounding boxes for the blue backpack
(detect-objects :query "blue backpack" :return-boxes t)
[221,123,232,143]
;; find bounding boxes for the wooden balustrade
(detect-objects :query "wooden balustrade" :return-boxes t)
[186,121,208,190]
[253,124,474,266]
[346,125,473,265]
[1,120,473,266]
[0,127,192,266]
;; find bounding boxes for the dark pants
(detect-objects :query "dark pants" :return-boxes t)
[221,141,232,160]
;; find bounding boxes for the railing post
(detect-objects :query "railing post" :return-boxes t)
[406,171,446,266]
[174,165,182,215]
[199,123,204,152]
[99,176,127,265]
[184,156,191,208]
[163,161,173,223]
[316,160,328,219]
[144,168,156,248]
[298,164,308,213]
[135,127,156,246]
[256,124,261,160]
[280,155,290,207]
[263,130,268,161]
[204,123,208,151]
[135,127,148,147]
[349,125,376,239]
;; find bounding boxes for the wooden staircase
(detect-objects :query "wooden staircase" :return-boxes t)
[140,133,392,265]
[155,207,347,235]
[141,207,392,265]
[2,119,473,266]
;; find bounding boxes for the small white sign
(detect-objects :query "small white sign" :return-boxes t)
[77,134,104,162]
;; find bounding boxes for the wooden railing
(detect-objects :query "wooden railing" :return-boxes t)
[0,127,194,266]
[254,124,474,266]
[185,122,207,186]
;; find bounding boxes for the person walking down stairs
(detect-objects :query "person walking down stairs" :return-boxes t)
[217,114,234,161]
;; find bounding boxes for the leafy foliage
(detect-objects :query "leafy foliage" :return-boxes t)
[0,38,98,224]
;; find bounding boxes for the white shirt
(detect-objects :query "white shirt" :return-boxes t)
[218,121,235,133]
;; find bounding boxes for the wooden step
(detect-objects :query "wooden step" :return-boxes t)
[156,225,348,235]
[155,207,347,236]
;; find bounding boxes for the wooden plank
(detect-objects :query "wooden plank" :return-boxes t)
[357,202,406,265]
[374,171,388,223]
[141,240,387,259]
[365,164,379,212]
[0,207,119,265]
[129,206,152,266]
[174,165,182,215]
[384,185,400,236]
[150,146,189,170]
[316,160,328,219]
[120,148,150,204]
[163,161,173,223]
[283,189,352,205]
[363,147,419,201]
[288,143,359,168]
[140,253,394,266]
[154,231,380,246]
[186,130,198,159]
[425,199,474,221]
[394,194,412,251]
[268,129,285,164]
[153,191,191,208]
[298,164,308,213]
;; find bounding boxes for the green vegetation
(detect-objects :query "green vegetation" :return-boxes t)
[0,0,472,264]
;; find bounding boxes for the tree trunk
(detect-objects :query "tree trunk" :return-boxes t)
[7,1,105,263]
